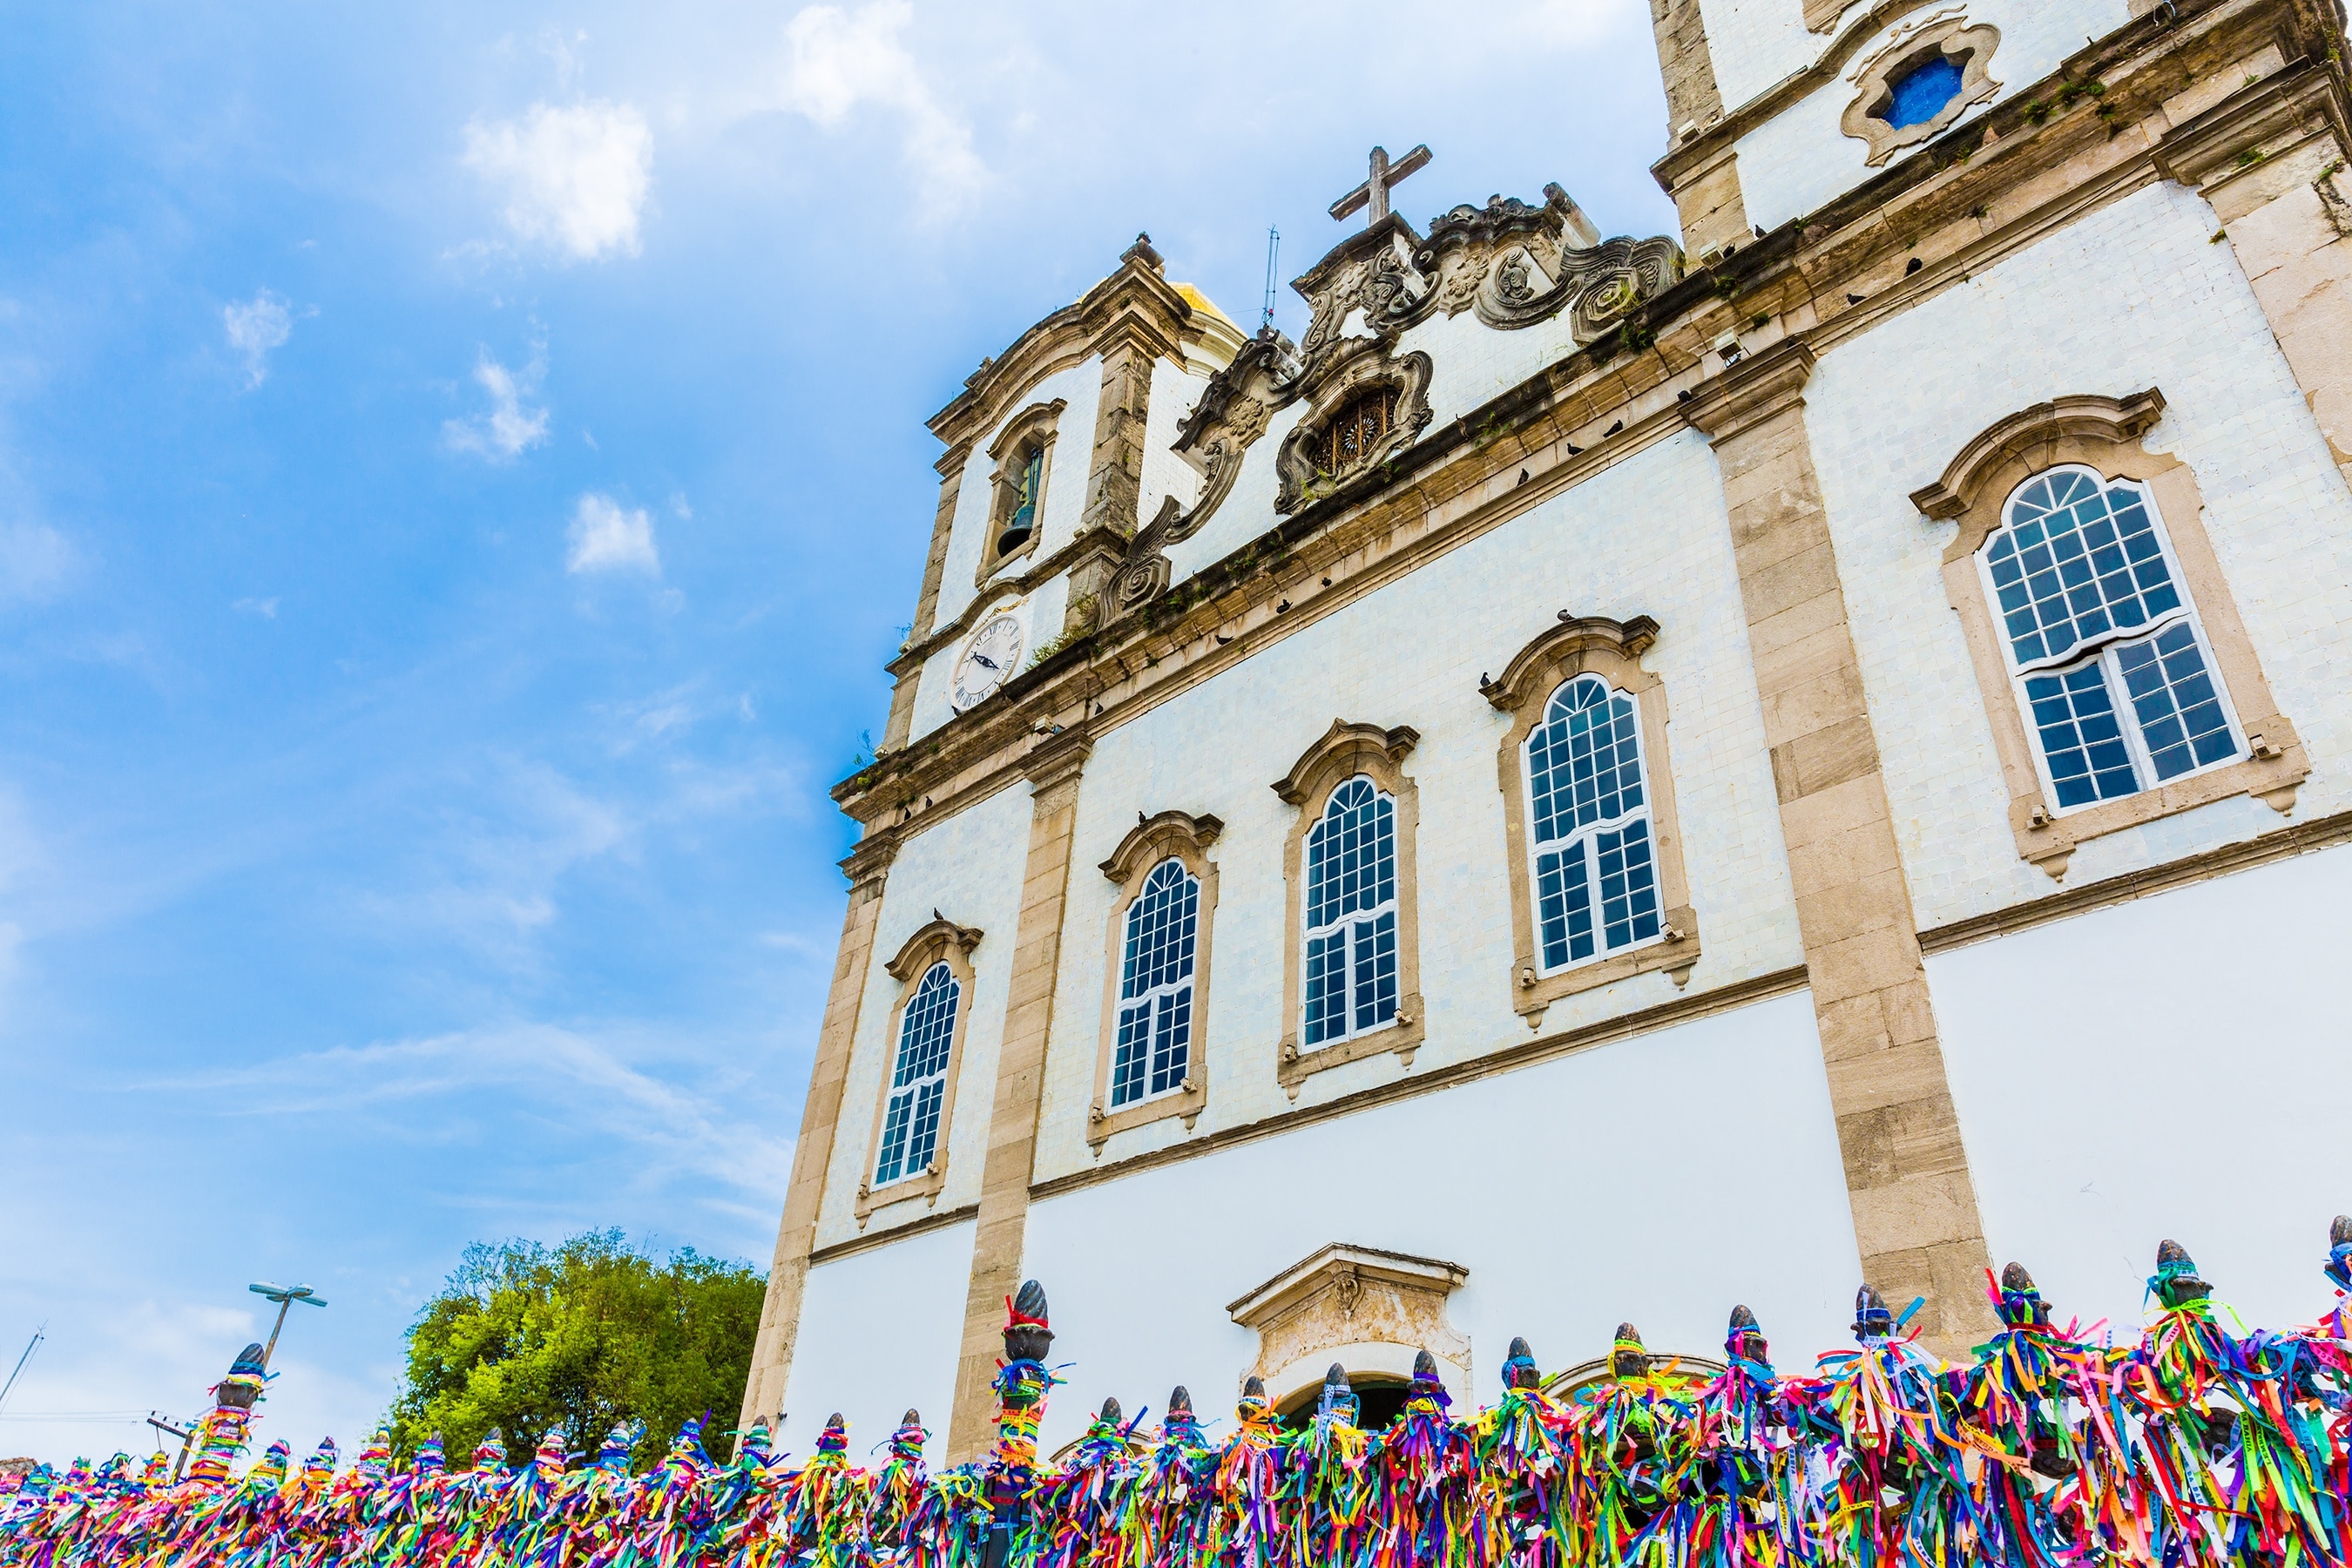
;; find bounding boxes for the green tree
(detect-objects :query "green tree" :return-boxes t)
[386,1229,765,1471]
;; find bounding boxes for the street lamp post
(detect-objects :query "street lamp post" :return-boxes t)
[247,1282,328,1369]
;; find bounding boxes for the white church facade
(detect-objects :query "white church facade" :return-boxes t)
[745,0,2352,1463]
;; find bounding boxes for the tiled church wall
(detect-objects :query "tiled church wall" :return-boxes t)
[786,1217,978,1461]
[1930,841,2352,1335]
[1019,988,1861,1461]
[1806,179,2352,932]
[1731,0,2136,234]
[1032,429,1807,1183]
[812,783,1036,1252]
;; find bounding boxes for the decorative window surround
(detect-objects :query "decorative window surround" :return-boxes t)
[1841,13,2002,168]
[855,916,983,1226]
[1913,389,2308,881]
[1089,810,1222,1149]
[1482,615,1700,1023]
[977,400,1064,586]
[1274,348,1434,515]
[1273,723,1424,1096]
[1226,1242,1470,1412]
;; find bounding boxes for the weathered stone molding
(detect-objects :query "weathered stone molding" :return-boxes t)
[1227,1243,1470,1409]
[1088,810,1223,1148]
[1272,722,1425,1094]
[1920,389,2309,879]
[1481,613,1702,1021]
[1842,14,2003,168]
[853,917,985,1227]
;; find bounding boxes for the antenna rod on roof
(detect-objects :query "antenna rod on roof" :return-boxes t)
[1260,226,1281,332]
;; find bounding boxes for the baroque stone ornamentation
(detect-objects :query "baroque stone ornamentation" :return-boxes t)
[1274,343,1436,514]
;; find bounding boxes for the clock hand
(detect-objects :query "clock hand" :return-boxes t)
[972,654,999,671]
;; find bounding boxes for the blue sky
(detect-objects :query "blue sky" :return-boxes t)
[0,0,1674,1463]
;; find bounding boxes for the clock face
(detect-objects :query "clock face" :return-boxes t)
[952,612,1026,712]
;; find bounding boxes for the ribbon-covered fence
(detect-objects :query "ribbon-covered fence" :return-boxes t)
[9,1227,2352,1568]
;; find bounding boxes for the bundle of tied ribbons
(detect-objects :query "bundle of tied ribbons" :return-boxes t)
[11,1228,2352,1568]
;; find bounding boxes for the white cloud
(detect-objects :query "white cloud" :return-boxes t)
[0,518,72,602]
[779,1,983,212]
[233,596,280,618]
[463,100,652,261]
[565,491,660,577]
[222,290,296,387]
[443,344,550,460]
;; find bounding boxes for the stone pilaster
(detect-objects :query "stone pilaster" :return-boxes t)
[1647,0,1749,260]
[943,729,1092,1461]
[1079,326,1156,541]
[2158,68,2352,493]
[738,835,899,1432]
[885,462,969,751]
[1685,341,1997,1359]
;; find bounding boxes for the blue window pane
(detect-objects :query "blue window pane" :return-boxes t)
[2115,622,2237,780]
[2024,665,2140,808]
[1526,676,1656,969]
[877,962,961,1182]
[1149,989,1191,1096]
[1115,859,1198,1102]
[1111,1003,1149,1106]
[1303,776,1399,1046]
[1989,473,2177,668]
[1304,931,1348,1046]
[1883,53,1965,130]
[1596,819,1663,950]
[1354,910,1398,1033]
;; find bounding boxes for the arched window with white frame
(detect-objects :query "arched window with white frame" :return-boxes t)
[875,961,958,1186]
[1302,775,1399,1047]
[1982,468,2241,810]
[1111,858,1199,1107]
[1524,675,1662,970]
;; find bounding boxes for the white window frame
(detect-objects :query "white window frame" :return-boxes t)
[1110,858,1199,1110]
[874,960,958,1188]
[1977,465,2245,816]
[1521,674,1666,976]
[1301,774,1400,1051]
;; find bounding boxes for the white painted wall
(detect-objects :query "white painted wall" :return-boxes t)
[814,783,1037,1252]
[1699,0,1827,112]
[1139,355,1208,536]
[1034,429,1805,1183]
[1021,989,1863,1456]
[784,1219,977,1464]
[1729,0,2134,233]
[1805,179,2352,931]
[1930,843,2352,1338]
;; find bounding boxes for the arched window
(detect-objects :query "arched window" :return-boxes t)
[875,962,958,1186]
[1524,675,1661,969]
[998,444,1044,557]
[1983,468,2240,809]
[1111,858,1199,1107]
[1303,776,1399,1047]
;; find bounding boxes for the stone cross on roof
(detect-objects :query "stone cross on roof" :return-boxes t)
[1328,144,1432,227]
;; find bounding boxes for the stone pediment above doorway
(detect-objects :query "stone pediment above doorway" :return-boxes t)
[1226,1243,1470,1410]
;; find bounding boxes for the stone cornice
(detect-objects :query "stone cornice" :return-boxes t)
[1680,338,1817,445]
[928,259,1199,456]
[882,916,983,983]
[1478,614,1661,713]
[2153,59,2349,192]
[1909,389,2167,518]
[829,0,2345,861]
[1098,809,1224,882]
